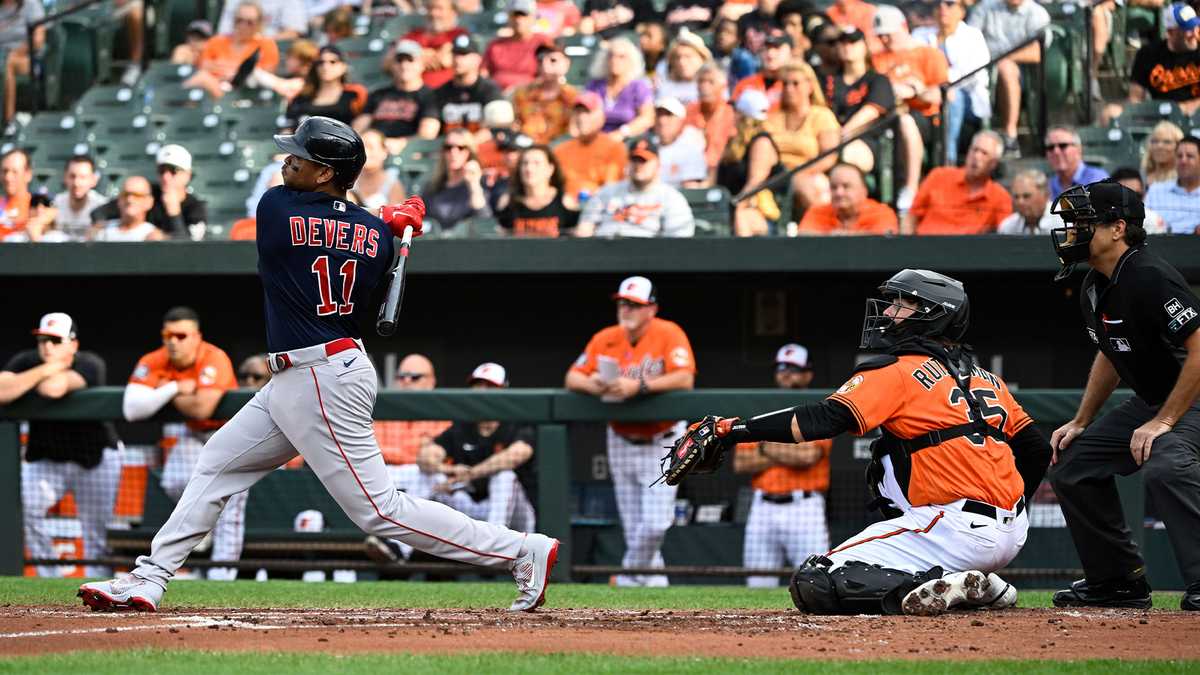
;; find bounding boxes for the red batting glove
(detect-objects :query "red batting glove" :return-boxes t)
[381,196,426,238]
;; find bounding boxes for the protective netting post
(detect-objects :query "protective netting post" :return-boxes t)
[536,424,570,582]
[0,421,23,575]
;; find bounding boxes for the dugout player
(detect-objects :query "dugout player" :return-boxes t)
[123,307,241,581]
[735,344,831,587]
[669,270,1052,615]
[79,116,558,613]
[1047,180,1200,611]
[565,276,696,587]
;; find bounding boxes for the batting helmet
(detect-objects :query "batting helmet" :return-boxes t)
[860,269,970,350]
[273,116,366,190]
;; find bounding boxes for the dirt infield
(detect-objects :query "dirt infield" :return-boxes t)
[1,606,1197,660]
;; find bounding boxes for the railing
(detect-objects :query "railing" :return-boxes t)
[25,0,115,116]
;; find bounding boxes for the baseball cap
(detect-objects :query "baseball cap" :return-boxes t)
[764,27,792,48]
[654,96,686,117]
[873,5,908,36]
[156,144,193,172]
[469,362,508,387]
[573,91,603,112]
[493,128,534,151]
[1083,179,1145,223]
[628,137,658,161]
[451,33,482,54]
[32,312,76,341]
[735,89,770,121]
[186,19,213,39]
[1164,2,1200,30]
[775,343,811,371]
[393,39,422,60]
[613,276,657,305]
[509,0,535,15]
[484,99,515,128]
[837,26,866,43]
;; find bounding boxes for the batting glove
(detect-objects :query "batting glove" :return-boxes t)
[381,196,426,238]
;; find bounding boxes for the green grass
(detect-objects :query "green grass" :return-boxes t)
[0,578,1186,610]
[0,651,1196,675]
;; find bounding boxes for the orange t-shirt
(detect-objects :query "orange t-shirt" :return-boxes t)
[827,0,881,52]
[872,45,949,117]
[198,34,280,81]
[570,317,696,438]
[373,419,452,465]
[731,73,782,111]
[798,199,898,235]
[910,167,1012,235]
[228,217,256,240]
[685,100,736,170]
[129,341,237,433]
[0,191,31,234]
[827,354,1031,509]
[736,440,833,494]
[553,135,628,199]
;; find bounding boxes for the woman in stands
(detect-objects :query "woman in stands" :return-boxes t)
[1,0,44,123]
[349,129,407,212]
[247,39,319,101]
[719,90,783,237]
[652,29,712,105]
[495,144,579,237]
[284,45,368,127]
[184,0,281,99]
[584,37,654,141]
[420,128,497,231]
[1142,121,1184,186]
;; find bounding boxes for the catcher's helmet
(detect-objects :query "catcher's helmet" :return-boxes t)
[273,116,366,190]
[1049,180,1144,281]
[860,269,970,350]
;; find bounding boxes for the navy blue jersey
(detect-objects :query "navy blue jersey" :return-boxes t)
[256,186,395,352]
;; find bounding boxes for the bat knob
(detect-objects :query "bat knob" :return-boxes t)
[377,320,397,337]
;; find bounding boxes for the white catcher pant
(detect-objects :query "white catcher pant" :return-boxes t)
[161,423,247,567]
[743,490,830,588]
[22,448,120,578]
[607,422,683,587]
[131,346,528,587]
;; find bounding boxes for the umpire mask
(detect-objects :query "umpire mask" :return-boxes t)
[860,269,969,351]
[1049,181,1144,281]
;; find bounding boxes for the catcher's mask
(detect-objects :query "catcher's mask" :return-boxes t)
[1049,180,1144,281]
[860,269,969,351]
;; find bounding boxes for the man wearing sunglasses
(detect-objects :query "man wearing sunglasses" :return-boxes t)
[122,306,241,580]
[2,313,120,579]
[89,145,208,240]
[1045,125,1108,201]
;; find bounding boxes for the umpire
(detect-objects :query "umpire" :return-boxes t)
[1048,180,1200,611]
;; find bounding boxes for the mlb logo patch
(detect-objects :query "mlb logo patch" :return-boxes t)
[333,201,346,212]
[1086,328,1099,344]
[1110,337,1133,352]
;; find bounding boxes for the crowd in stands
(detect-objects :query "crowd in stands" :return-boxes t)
[3,0,1200,241]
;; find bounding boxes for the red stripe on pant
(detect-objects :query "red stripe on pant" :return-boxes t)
[825,511,945,557]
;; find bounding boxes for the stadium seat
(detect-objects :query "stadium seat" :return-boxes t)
[144,81,212,111]
[337,34,389,59]
[1077,125,1140,171]
[681,186,732,237]
[15,112,88,145]
[223,103,288,141]
[141,61,197,89]
[378,14,427,40]
[1116,100,1188,140]
[73,84,144,117]
[392,137,442,186]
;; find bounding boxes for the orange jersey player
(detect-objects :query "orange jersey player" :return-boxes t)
[681,269,1052,616]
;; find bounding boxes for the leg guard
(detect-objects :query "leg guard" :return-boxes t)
[788,555,943,615]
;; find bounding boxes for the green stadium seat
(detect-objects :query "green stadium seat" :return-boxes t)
[378,14,427,40]
[561,34,601,50]
[1077,125,1140,172]
[144,81,212,111]
[1116,100,1188,139]
[460,11,504,35]
[223,103,288,141]
[16,112,88,145]
[73,84,144,117]
[392,136,443,185]
[566,52,594,86]
[338,34,390,59]
[141,61,198,89]
[681,186,732,236]
[27,136,96,170]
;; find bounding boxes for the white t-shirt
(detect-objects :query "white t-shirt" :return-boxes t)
[93,221,161,241]
[657,126,708,187]
[996,202,1064,234]
[53,191,108,240]
[912,22,992,120]
[582,179,695,237]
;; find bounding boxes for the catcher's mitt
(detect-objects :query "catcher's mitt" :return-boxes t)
[655,415,738,486]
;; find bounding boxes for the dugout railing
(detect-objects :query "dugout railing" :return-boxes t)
[2,387,1177,588]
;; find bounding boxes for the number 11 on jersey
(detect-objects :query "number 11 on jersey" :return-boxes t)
[311,255,358,316]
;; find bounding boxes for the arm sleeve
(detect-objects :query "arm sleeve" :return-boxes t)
[184,196,208,226]
[1129,47,1150,90]
[1010,424,1052,502]
[123,382,179,421]
[795,399,858,440]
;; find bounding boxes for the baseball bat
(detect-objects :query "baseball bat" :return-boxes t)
[376,225,414,336]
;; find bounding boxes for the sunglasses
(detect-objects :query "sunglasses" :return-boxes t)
[616,299,648,308]
[162,330,195,342]
[1012,192,1037,199]
[120,190,152,198]
[36,335,64,346]
[442,144,469,152]
[395,372,429,382]
[157,164,183,175]
[234,16,257,25]
[1045,142,1076,152]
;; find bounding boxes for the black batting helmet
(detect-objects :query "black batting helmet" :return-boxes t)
[860,269,970,350]
[273,116,366,190]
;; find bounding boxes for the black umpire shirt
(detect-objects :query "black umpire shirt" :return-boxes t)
[1080,245,1200,406]
[2,350,118,468]
[433,421,537,505]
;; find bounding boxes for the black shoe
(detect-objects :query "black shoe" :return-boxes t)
[1183,582,1200,611]
[1052,576,1152,609]
[364,535,403,564]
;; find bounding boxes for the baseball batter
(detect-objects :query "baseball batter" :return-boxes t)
[79,116,558,612]
[663,270,1053,615]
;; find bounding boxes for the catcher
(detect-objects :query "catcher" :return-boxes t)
[661,269,1052,615]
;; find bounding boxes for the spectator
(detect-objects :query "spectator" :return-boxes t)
[417,363,538,530]
[51,156,107,242]
[1110,166,1169,234]
[122,306,241,580]
[797,163,898,234]
[664,0,722,33]
[565,276,696,586]
[1112,4,1200,123]
[731,27,793,110]
[497,144,579,236]
[92,145,208,240]
[4,312,120,579]
[585,37,655,140]
[534,0,583,38]
[353,40,439,152]
[722,90,785,236]
[216,0,306,39]
[9,191,67,243]
[1045,125,1108,201]
[349,129,407,211]
[911,0,990,165]
[711,17,741,73]
[871,5,949,211]
[967,0,1050,156]
[401,0,468,89]
[247,39,319,101]
[651,97,708,188]
[902,130,1012,234]
[1142,120,1185,186]
[420,128,496,229]
[639,20,669,77]
[185,1,281,100]
[236,354,271,390]
[0,148,36,239]
[483,0,550,92]
[995,169,1063,234]
[114,1,147,87]
[427,34,504,140]
[553,92,629,200]
[1,0,44,123]
[764,61,841,216]
[171,19,214,66]
[319,5,355,45]
[685,63,735,185]
[736,0,783,65]
[1146,136,1200,234]
[823,27,895,175]
[285,46,368,127]
[89,177,166,242]
[809,20,843,80]
[580,0,657,38]
[776,0,814,54]
[827,0,880,52]
[734,343,831,587]
[652,28,711,104]
[577,138,696,237]
[512,40,578,145]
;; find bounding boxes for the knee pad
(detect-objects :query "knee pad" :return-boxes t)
[789,555,943,615]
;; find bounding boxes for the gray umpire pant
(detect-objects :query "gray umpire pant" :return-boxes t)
[1050,397,1200,586]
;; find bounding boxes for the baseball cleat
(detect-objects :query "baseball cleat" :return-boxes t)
[364,535,403,564]
[973,572,1018,610]
[902,571,988,616]
[78,574,164,612]
[1052,576,1152,609]
[508,533,559,612]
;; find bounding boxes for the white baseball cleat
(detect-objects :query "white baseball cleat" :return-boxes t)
[902,570,989,616]
[973,572,1018,610]
[508,533,560,612]
[78,574,164,612]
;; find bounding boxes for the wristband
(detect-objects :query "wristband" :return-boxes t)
[637,376,649,396]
